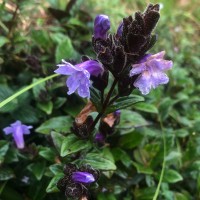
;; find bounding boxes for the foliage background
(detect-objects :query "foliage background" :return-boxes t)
[0,0,200,199]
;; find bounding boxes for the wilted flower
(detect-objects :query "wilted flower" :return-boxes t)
[130,51,173,95]
[94,14,110,39]
[54,60,103,98]
[3,120,32,149]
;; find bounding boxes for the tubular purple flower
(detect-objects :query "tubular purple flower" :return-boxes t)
[3,121,32,149]
[94,14,110,39]
[72,172,95,184]
[54,60,104,98]
[130,51,173,95]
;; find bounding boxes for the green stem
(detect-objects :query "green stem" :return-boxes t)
[0,74,59,109]
[153,116,166,200]
[90,78,118,131]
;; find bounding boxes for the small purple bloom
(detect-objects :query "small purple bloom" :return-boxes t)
[3,121,32,149]
[94,132,105,143]
[130,51,173,95]
[94,14,110,40]
[54,60,103,98]
[117,22,123,37]
[72,171,95,184]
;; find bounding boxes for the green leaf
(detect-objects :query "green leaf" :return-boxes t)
[0,36,9,47]
[106,95,144,114]
[4,147,18,163]
[39,147,56,162]
[12,105,39,123]
[51,131,65,152]
[46,173,63,193]
[55,37,77,63]
[133,102,158,113]
[0,167,15,181]
[36,116,73,134]
[28,161,46,180]
[132,162,153,175]
[0,140,9,164]
[83,153,116,170]
[60,135,91,157]
[90,87,102,112]
[119,131,144,149]
[163,169,183,183]
[0,85,18,113]
[98,193,117,200]
[37,101,53,115]
[49,164,63,175]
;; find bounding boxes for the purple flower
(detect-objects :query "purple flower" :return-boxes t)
[72,172,95,184]
[130,51,173,95]
[54,60,103,98]
[94,14,110,39]
[94,132,105,143]
[117,22,123,37]
[3,121,32,149]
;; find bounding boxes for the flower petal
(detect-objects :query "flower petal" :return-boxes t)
[13,126,25,149]
[151,71,169,88]
[149,59,173,71]
[94,14,110,39]
[66,73,81,95]
[77,78,90,98]
[79,60,103,77]
[130,63,146,76]
[3,127,13,135]
[134,71,152,95]
[54,61,82,75]
[72,172,95,183]
[22,125,33,135]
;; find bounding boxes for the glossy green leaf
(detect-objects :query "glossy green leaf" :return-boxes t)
[133,102,158,113]
[36,116,73,134]
[28,161,46,180]
[163,169,183,183]
[60,135,91,157]
[83,153,116,170]
[106,95,144,114]
[46,173,63,193]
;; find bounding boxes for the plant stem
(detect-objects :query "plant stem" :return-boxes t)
[90,78,118,131]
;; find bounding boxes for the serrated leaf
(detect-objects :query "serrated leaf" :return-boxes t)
[163,169,183,183]
[60,135,91,157]
[36,116,73,134]
[106,95,144,114]
[46,173,63,193]
[84,153,116,170]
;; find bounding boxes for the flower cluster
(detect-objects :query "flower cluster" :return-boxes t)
[55,3,172,99]
[57,164,99,199]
